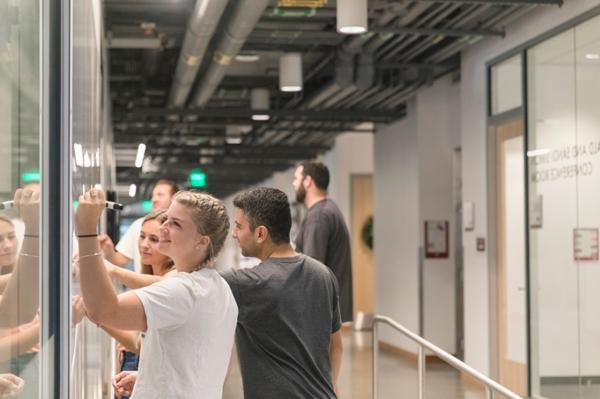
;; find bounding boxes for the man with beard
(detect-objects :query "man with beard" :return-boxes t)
[222,187,343,399]
[293,160,353,323]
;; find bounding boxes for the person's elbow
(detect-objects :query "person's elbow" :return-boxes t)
[84,300,118,325]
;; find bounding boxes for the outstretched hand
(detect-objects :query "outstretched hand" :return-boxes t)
[75,188,106,236]
[14,188,40,235]
[0,373,24,397]
[112,370,137,397]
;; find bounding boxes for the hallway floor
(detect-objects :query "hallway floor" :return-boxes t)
[223,330,486,399]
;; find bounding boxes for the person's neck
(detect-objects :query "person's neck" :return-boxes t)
[305,191,327,209]
[173,256,205,273]
[256,243,296,261]
[151,262,171,276]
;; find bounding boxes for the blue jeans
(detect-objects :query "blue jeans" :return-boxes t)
[119,351,139,399]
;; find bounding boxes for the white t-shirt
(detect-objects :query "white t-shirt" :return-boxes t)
[132,269,238,399]
[116,217,143,272]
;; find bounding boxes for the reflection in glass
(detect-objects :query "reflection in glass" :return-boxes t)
[0,0,42,396]
[528,14,600,399]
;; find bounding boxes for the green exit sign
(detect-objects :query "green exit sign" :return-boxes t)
[189,168,206,188]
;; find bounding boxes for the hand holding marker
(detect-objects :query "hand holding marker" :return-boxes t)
[0,200,123,211]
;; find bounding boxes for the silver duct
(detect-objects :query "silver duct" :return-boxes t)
[192,0,271,107]
[168,0,230,107]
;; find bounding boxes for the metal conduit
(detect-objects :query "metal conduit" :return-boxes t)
[192,0,271,107]
[168,0,230,107]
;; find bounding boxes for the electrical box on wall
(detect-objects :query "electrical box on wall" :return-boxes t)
[476,237,485,252]
[463,201,474,231]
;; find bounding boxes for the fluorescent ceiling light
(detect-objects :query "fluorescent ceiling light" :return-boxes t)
[74,143,83,166]
[135,143,146,168]
[129,184,137,198]
[585,53,600,60]
[527,148,550,157]
[83,151,91,168]
[235,53,260,62]
[226,137,243,145]
[251,114,270,121]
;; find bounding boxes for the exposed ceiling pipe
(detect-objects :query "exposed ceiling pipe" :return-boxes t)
[168,0,230,107]
[301,8,397,110]
[304,50,354,108]
[192,0,271,107]
[142,49,162,77]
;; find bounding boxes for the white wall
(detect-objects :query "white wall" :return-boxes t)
[460,0,600,375]
[373,76,460,353]
[374,101,421,350]
[418,77,460,353]
[320,132,375,227]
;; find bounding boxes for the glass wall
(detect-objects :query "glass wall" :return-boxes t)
[527,14,600,399]
[0,0,43,397]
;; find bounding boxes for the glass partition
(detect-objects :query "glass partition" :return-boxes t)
[527,13,600,399]
[0,0,42,397]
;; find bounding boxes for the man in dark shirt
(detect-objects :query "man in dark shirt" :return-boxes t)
[293,160,354,322]
[222,187,343,399]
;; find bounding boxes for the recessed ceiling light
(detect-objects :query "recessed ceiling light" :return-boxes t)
[339,26,367,34]
[235,53,261,62]
[251,114,270,121]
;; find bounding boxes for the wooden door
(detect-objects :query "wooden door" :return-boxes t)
[495,119,527,396]
[351,175,374,315]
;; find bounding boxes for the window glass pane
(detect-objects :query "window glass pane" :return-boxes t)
[0,0,42,397]
[528,13,600,399]
[491,54,523,115]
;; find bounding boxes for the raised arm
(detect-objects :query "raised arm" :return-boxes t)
[98,234,130,267]
[106,262,163,290]
[0,189,40,328]
[75,188,147,332]
[100,325,141,354]
[0,274,10,294]
[0,318,40,362]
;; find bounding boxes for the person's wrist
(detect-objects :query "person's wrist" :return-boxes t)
[76,227,97,236]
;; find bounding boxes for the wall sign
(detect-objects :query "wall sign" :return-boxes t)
[573,228,599,261]
[425,220,449,259]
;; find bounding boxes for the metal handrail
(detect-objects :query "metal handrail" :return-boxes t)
[372,315,523,399]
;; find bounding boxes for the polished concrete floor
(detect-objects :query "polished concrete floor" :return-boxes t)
[223,330,487,399]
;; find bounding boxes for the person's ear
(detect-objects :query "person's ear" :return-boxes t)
[255,225,269,244]
[196,235,210,249]
[303,175,312,190]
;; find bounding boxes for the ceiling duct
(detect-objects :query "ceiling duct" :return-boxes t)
[192,0,271,107]
[168,0,230,107]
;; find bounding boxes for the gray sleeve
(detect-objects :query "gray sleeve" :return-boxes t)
[220,270,245,321]
[297,219,330,264]
[329,270,342,333]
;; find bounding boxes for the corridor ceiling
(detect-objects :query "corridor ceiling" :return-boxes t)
[106,0,561,199]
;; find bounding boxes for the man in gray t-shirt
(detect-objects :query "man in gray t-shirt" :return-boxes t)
[222,187,343,399]
[293,160,354,322]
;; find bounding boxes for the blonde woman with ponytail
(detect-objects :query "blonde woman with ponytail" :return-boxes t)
[75,189,238,399]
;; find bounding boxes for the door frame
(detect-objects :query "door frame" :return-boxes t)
[487,107,532,397]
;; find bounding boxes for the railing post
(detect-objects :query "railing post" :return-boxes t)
[417,345,425,399]
[372,320,378,399]
[486,386,493,399]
